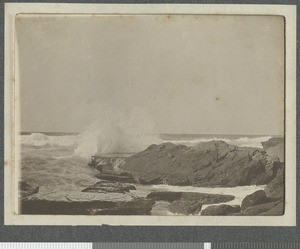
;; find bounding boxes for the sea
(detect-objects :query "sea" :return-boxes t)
[19,132,281,215]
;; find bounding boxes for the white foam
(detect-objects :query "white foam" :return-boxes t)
[21,133,79,147]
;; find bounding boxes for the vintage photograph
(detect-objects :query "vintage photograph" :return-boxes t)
[15,13,286,217]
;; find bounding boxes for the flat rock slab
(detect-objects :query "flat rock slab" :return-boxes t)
[82,180,136,193]
[21,191,134,215]
[146,191,235,204]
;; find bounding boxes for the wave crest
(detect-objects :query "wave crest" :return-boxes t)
[21,133,79,147]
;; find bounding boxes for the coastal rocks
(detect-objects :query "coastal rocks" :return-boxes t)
[236,201,280,215]
[19,181,39,198]
[201,204,241,216]
[266,144,284,163]
[265,168,284,199]
[241,190,269,210]
[88,156,127,172]
[169,200,202,215]
[82,180,136,194]
[95,171,135,183]
[90,198,155,215]
[139,176,164,185]
[21,190,154,215]
[261,137,284,151]
[121,141,278,187]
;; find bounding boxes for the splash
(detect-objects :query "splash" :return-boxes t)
[74,107,162,158]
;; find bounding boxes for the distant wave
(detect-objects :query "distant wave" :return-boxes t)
[21,133,80,147]
[167,136,273,149]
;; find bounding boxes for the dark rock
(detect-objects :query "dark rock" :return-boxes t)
[236,201,279,216]
[19,181,39,198]
[121,141,278,187]
[201,204,241,216]
[88,156,127,172]
[82,181,136,194]
[169,200,202,215]
[89,198,155,215]
[261,137,284,150]
[146,192,234,204]
[20,191,140,215]
[241,190,269,211]
[95,171,135,183]
[139,177,164,185]
[265,168,284,199]
[261,201,284,215]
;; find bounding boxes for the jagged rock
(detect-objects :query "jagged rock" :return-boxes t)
[19,181,39,198]
[90,198,155,215]
[241,190,269,210]
[121,141,278,187]
[169,200,202,215]
[201,204,241,216]
[95,171,135,183]
[146,192,234,204]
[82,180,136,194]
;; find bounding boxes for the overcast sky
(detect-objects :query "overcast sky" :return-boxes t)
[16,15,284,135]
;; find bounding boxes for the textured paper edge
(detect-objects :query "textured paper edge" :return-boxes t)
[4,3,297,226]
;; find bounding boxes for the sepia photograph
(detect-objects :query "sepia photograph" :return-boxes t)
[4,3,296,226]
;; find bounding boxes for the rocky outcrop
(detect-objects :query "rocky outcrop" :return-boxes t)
[241,190,269,211]
[19,181,39,198]
[95,171,135,183]
[147,192,234,203]
[169,200,202,215]
[201,204,241,216]
[82,180,136,194]
[261,137,284,151]
[121,141,279,187]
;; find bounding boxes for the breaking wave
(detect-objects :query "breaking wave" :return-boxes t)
[21,133,79,147]
[74,107,162,159]
[169,136,273,149]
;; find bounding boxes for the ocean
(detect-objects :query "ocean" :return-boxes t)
[19,132,280,215]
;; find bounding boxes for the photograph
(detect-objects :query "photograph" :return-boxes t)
[4,3,296,226]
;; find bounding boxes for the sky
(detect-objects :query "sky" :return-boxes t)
[16,14,284,135]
